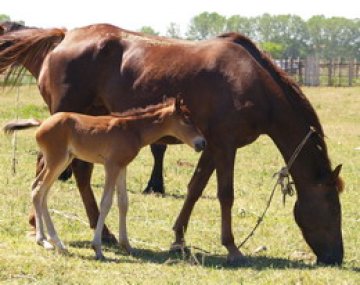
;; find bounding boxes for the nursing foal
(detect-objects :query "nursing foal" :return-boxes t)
[4,97,206,260]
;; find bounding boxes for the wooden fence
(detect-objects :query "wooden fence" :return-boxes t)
[1,57,360,87]
[275,57,360,87]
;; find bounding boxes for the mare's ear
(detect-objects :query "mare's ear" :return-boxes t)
[326,164,342,184]
[331,164,342,182]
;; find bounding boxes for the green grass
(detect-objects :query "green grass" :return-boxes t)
[0,86,359,284]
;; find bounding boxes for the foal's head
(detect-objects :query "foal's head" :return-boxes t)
[161,97,206,152]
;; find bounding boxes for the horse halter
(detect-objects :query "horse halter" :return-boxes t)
[275,126,317,205]
[237,127,317,249]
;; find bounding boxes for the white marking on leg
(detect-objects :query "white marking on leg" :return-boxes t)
[116,167,132,253]
[92,164,117,260]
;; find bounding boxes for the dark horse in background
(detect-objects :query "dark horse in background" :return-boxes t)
[0,22,344,265]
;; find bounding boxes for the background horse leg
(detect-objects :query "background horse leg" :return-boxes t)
[214,147,245,264]
[143,144,167,194]
[171,149,214,249]
[72,159,117,244]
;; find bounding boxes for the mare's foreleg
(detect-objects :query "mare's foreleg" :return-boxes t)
[214,147,245,264]
[92,164,118,260]
[116,167,132,254]
[143,144,167,194]
[72,159,117,244]
[171,148,214,250]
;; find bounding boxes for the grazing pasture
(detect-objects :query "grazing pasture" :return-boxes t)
[0,86,359,283]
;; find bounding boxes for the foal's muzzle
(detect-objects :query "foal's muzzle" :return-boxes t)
[194,138,206,152]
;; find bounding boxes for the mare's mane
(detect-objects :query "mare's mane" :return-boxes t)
[219,33,324,137]
[219,33,340,184]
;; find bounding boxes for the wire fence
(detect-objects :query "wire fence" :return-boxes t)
[1,57,360,87]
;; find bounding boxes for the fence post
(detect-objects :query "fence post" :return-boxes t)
[298,57,303,85]
[349,59,354,87]
[328,59,333,86]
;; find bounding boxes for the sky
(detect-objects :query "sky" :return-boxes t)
[1,0,359,35]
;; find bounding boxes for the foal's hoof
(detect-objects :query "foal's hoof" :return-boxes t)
[95,253,106,261]
[92,245,106,261]
[41,239,55,250]
[119,242,133,255]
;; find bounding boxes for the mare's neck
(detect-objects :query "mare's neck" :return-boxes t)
[268,117,332,196]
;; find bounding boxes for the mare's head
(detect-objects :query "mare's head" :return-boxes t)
[294,164,344,265]
[162,97,206,152]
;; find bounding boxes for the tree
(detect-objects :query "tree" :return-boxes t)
[138,26,159,36]
[186,12,226,40]
[260,42,285,59]
[0,14,10,23]
[166,22,182,39]
[226,15,256,39]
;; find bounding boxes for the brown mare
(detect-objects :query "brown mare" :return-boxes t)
[0,23,344,265]
[4,97,206,260]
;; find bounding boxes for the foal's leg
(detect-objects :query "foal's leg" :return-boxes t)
[41,156,73,252]
[171,148,215,249]
[116,167,132,254]
[72,159,117,243]
[32,167,60,250]
[92,164,119,260]
[143,144,167,194]
[31,167,47,246]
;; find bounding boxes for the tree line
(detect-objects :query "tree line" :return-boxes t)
[147,13,360,60]
[2,12,359,60]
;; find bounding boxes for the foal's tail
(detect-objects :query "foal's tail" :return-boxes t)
[3,118,41,134]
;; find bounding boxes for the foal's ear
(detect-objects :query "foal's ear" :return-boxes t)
[175,95,183,113]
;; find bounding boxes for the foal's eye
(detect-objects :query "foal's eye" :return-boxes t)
[182,115,192,125]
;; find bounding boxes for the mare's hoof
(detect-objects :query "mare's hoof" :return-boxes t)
[142,183,165,195]
[226,252,247,266]
[101,231,117,245]
[169,242,191,256]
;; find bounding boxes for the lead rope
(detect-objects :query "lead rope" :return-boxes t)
[237,127,316,249]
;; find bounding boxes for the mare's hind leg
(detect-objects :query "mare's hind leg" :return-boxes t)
[143,144,167,194]
[116,167,132,254]
[92,164,119,260]
[72,159,117,244]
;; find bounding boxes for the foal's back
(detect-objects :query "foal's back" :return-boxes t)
[36,112,139,165]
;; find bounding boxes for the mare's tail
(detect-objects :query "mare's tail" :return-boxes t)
[3,118,41,134]
[0,26,66,83]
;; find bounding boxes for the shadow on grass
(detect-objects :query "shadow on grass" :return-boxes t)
[68,240,318,270]
[68,240,360,271]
